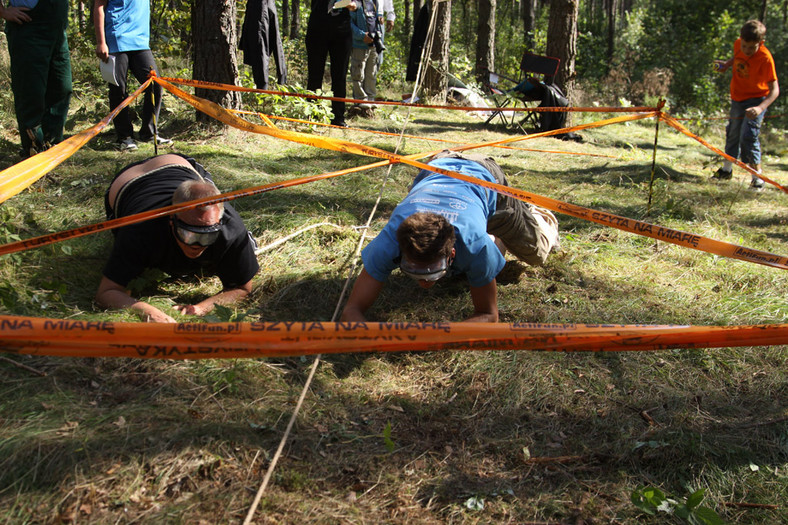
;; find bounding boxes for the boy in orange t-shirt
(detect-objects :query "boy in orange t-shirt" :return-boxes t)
[712,20,779,190]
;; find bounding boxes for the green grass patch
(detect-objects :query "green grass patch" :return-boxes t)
[0,60,786,524]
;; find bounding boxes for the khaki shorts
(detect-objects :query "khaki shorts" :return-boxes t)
[431,150,559,266]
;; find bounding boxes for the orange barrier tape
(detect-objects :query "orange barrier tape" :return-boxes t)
[0,147,467,257]
[83,80,788,270]
[232,108,619,159]
[0,80,153,204]
[660,113,787,193]
[162,76,658,114]
[0,315,786,358]
[0,160,392,257]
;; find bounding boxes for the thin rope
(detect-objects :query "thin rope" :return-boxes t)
[253,222,347,255]
[242,4,444,523]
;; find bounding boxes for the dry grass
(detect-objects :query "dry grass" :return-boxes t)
[0,77,787,524]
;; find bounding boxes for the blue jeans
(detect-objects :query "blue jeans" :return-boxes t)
[725,97,766,166]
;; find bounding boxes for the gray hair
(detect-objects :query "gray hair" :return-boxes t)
[172,179,225,217]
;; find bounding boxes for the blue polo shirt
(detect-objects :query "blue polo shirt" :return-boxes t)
[104,0,150,53]
[362,157,505,287]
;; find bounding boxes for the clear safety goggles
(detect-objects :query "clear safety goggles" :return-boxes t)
[399,255,452,282]
[172,217,222,247]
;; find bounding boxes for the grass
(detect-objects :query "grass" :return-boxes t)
[0,54,787,523]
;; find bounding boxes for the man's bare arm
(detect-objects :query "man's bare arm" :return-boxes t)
[96,276,177,323]
[93,0,110,62]
[341,268,384,322]
[173,279,254,317]
[465,280,499,323]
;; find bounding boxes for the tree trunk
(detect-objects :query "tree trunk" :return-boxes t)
[476,0,496,84]
[423,0,450,102]
[192,0,241,125]
[546,0,578,96]
[282,0,290,36]
[76,1,85,31]
[404,0,411,34]
[522,0,536,50]
[760,0,768,21]
[290,0,300,38]
[606,0,615,71]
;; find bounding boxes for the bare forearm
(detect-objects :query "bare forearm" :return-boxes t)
[340,269,383,322]
[340,305,368,322]
[96,288,175,323]
[189,287,251,315]
[760,81,780,110]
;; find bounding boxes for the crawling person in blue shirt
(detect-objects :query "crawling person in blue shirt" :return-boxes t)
[341,151,559,323]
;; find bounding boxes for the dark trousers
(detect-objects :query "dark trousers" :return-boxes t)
[305,25,351,123]
[108,49,162,141]
[5,0,72,152]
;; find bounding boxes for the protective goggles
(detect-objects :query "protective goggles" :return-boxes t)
[172,217,222,247]
[399,255,452,282]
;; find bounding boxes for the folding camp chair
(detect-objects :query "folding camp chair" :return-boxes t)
[482,52,561,132]
[482,71,515,128]
[510,52,561,131]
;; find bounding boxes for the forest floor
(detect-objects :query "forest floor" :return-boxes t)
[0,81,787,524]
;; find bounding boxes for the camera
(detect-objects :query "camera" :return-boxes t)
[369,31,386,54]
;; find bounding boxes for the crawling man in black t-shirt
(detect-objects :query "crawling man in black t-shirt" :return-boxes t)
[95,153,259,323]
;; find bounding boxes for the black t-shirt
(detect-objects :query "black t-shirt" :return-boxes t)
[308,0,351,33]
[102,157,259,289]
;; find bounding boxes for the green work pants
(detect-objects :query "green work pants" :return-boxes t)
[5,0,72,155]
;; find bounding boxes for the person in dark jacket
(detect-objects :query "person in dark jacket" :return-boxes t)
[240,0,287,90]
[306,0,357,127]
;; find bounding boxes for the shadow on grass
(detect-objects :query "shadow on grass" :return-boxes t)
[1,346,783,524]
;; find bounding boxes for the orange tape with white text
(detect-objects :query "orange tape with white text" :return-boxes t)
[0,315,786,358]
[0,80,153,204]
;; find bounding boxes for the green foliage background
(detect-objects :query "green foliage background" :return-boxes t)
[14,0,780,123]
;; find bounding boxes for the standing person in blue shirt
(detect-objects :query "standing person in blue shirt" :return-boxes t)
[94,0,171,151]
[1,0,72,159]
[341,151,560,323]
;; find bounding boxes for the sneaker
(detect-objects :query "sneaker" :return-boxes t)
[749,178,765,191]
[139,135,172,145]
[119,137,138,151]
[711,167,732,180]
[330,119,348,128]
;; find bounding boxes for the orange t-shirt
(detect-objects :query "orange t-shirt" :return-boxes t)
[730,38,778,101]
